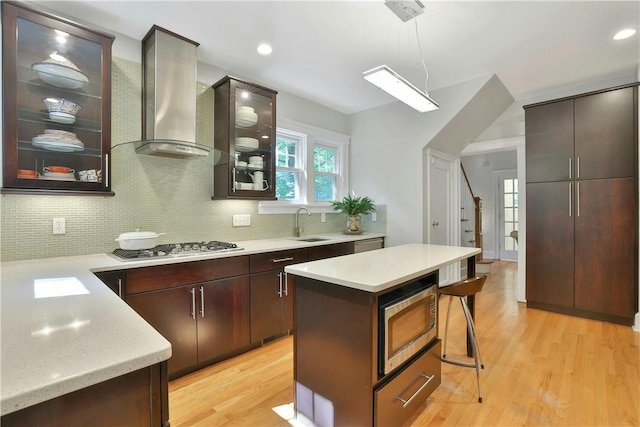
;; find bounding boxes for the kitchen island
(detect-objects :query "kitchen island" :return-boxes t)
[285,243,480,427]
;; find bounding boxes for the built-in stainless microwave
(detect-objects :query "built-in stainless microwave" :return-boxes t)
[378,278,438,375]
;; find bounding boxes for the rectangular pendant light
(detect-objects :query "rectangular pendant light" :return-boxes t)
[363,65,439,113]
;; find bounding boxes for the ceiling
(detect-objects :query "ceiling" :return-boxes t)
[29,1,640,115]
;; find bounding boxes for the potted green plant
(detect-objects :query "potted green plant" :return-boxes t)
[331,194,376,233]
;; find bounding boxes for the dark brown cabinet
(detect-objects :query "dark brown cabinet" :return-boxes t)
[93,270,125,298]
[1,2,114,195]
[574,178,636,317]
[127,276,250,379]
[1,362,168,427]
[526,86,636,183]
[213,76,277,200]
[308,241,354,261]
[526,181,575,308]
[127,286,198,377]
[249,248,308,343]
[124,256,250,379]
[525,84,638,325]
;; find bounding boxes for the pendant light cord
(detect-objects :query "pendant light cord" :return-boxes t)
[413,13,430,96]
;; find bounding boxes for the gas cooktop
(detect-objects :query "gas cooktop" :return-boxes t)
[109,241,243,261]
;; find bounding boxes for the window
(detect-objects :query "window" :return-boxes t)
[260,118,349,214]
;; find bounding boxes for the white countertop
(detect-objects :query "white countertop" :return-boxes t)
[285,243,481,292]
[0,232,384,416]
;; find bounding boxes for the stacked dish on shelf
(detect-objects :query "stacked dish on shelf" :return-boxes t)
[41,165,76,181]
[32,129,84,152]
[235,137,259,152]
[31,54,89,90]
[236,106,258,127]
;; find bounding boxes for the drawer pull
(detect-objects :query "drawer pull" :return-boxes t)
[272,257,294,263]
[395,373,435,408]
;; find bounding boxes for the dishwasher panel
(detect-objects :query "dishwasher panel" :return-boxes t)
[353,238,384,253]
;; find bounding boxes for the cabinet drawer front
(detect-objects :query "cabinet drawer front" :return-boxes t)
[308,242,354,261]
[126,256,249,295]
[375,340,441,427]
[249,248,308,273]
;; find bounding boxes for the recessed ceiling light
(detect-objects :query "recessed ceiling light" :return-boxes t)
[613,28,636,40]
[257,44,272,55]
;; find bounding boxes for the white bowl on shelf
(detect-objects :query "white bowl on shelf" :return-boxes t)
[235,137,259,151]
[32,56,89,90]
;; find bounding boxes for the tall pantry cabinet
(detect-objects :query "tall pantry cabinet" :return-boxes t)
[524,84,638,325]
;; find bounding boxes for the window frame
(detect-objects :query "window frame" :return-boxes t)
[259,118,349,214]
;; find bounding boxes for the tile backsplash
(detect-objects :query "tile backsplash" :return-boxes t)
[1,57,385,262]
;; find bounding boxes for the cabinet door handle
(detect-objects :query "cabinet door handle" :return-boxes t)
[569,182,572,217]
[576,156,580,179]
[232,167,237,192]
[283,272,289,296]
[190,288,196,320]
[568,157,572,179]
[105,153,110,187]
[117,278,122,298]
[395,373,435,408]
[272,257,294,263]
[199,286,205,318]
[277,272,283,297]
[576,182,580,217]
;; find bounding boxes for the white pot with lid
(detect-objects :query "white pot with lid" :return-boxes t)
[115,228,166,250]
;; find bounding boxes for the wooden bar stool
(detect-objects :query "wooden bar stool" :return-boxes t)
[439,275,487,403]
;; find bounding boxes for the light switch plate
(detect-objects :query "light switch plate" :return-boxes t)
[232,214,251,227]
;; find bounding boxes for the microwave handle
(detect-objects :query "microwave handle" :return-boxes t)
[395,373,435,408]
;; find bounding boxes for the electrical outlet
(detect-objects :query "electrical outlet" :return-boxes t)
[371,212,377,222]
[232,214,251,227]
[321,212,326,223]
[52,217,66,234]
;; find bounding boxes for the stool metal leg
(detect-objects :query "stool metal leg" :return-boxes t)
[442,295,454,359]
[459,297,483,403]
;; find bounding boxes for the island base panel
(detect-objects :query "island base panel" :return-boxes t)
[295,277,377,426]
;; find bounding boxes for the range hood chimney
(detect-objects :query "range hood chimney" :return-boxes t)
[135,26,208,158]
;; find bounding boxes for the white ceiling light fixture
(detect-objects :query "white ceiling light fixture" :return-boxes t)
[363,0,438,113]
[613,28,636,40]
[363,65,439,112]
[257,43,272,55]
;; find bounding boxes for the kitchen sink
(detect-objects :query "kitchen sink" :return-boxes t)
[293,237,330,242]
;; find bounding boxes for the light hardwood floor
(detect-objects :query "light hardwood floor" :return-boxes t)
[169,261,640,426]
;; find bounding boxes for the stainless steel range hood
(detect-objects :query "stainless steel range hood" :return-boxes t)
[135,26,209,158]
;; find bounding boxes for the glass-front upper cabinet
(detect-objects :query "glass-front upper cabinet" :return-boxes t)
[213,76,277,200]
[1,2,115,195]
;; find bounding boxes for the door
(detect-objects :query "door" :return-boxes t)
[574,87,635,180]
[427,149,458,284]
[524,99,574,183]
[574,178,636,318]
[127,286,197,377]
[250,270,285,342]
[525,181,574,308]
[497,170,518,261]
[197,276,250,363]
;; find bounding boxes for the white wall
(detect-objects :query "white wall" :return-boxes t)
[347,76,497,247]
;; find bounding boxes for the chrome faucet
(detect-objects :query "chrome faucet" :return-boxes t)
[294,206,311,237]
